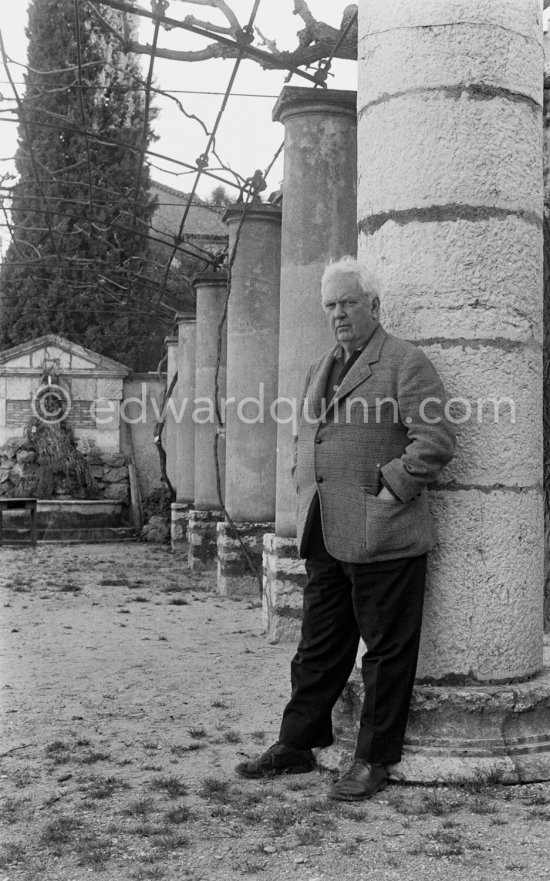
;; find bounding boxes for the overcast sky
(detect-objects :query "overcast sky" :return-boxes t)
[0,0,356,220]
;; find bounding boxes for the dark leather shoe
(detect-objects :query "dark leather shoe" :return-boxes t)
[235,742,316,778]
[328,760,388,801]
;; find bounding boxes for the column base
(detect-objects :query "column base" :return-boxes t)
[170,503,191,554]
[262,533,307,644]
[188,510,224,571]
[217,521,272,599]
[320,652,550,784]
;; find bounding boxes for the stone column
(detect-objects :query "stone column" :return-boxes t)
[216,204,281,598]
[170,313,196,554]
[544,64,550,632]
[264,87,358,642]
[327,0,550,783]
[164,336,179,495]
[187,273,227,571]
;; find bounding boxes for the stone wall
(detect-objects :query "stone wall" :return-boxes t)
[86,449,130,504]
[0,436,129,504]
[120,375,165,500]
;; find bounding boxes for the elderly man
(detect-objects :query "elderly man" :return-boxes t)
[236,257,455,800]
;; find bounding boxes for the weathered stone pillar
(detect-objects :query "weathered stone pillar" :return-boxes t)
[264,87,358,641]
[328,0,550,782]
[170,313,196,554]
[216,204,281,598]
[544,62,550,632]
[164,335,178,495]
[188,273,227,571]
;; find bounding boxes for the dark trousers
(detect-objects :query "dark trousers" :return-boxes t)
[278,506,427,764]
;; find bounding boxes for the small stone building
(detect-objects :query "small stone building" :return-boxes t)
[0,334,130,451]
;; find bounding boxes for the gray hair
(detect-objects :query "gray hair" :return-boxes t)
[321,257,382,304]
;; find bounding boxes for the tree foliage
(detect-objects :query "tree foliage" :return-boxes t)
[0,0,163,370]
[0,1,358,371]
[209,185,230,206]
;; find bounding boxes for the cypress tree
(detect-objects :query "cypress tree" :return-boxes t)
[0,0,162,370]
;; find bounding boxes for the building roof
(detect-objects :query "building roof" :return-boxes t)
[0,335,131,375]
[150,180,228,242]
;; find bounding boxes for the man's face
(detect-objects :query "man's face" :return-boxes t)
[322,273,380,354]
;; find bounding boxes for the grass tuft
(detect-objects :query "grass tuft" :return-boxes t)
[470,795,498,815]
[99,577,130,586]
[524,790,550,806]
[171,742,205,756]
[223,729,242,744]
[165,805,192,824]
[83,775,131,801]
[79,750,111,764]
[265,804,298,834]
[75,832,112,867]
[0,796,31,826]
[187,726,207,739]
[131,866,166,880]
[295,825,324,845]
[420,789,465,816]
[238,859,267,874]
[0,841,27,868]
[424,828,465,858]
[149,775,188,798]
[39,815,83,847]
[151,832,190,850]
[198,777,231,803]
[121,798,154,817]
[45,740,68,754]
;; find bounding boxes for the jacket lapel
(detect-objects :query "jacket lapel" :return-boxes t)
[304,351,334,421]
[323,324,388,418]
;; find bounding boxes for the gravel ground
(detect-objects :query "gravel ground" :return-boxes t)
[1,541,549,881]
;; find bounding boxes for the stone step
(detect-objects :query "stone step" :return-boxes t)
[1,500,129,530]
[2,527,136,544]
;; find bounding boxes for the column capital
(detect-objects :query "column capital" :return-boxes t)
[192,271,228,292]
[175,311,196,325]
[273,86,357,125]
[222,202,282,227]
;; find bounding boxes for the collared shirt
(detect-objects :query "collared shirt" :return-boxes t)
[325,343,366,403]
[325,323,380,401]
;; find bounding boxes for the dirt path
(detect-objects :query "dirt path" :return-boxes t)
[1,542,549,881]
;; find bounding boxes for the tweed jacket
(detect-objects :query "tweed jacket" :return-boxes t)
[293,324,455,563]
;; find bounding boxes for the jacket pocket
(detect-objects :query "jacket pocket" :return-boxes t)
[363,492,420,556]
[360,464,382,496]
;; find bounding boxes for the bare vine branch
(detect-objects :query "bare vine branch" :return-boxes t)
[176,0,241,32]
[88,0,358,70]
[293,0,316,29]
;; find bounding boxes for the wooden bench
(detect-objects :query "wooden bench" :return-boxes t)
[0,498,38,546]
